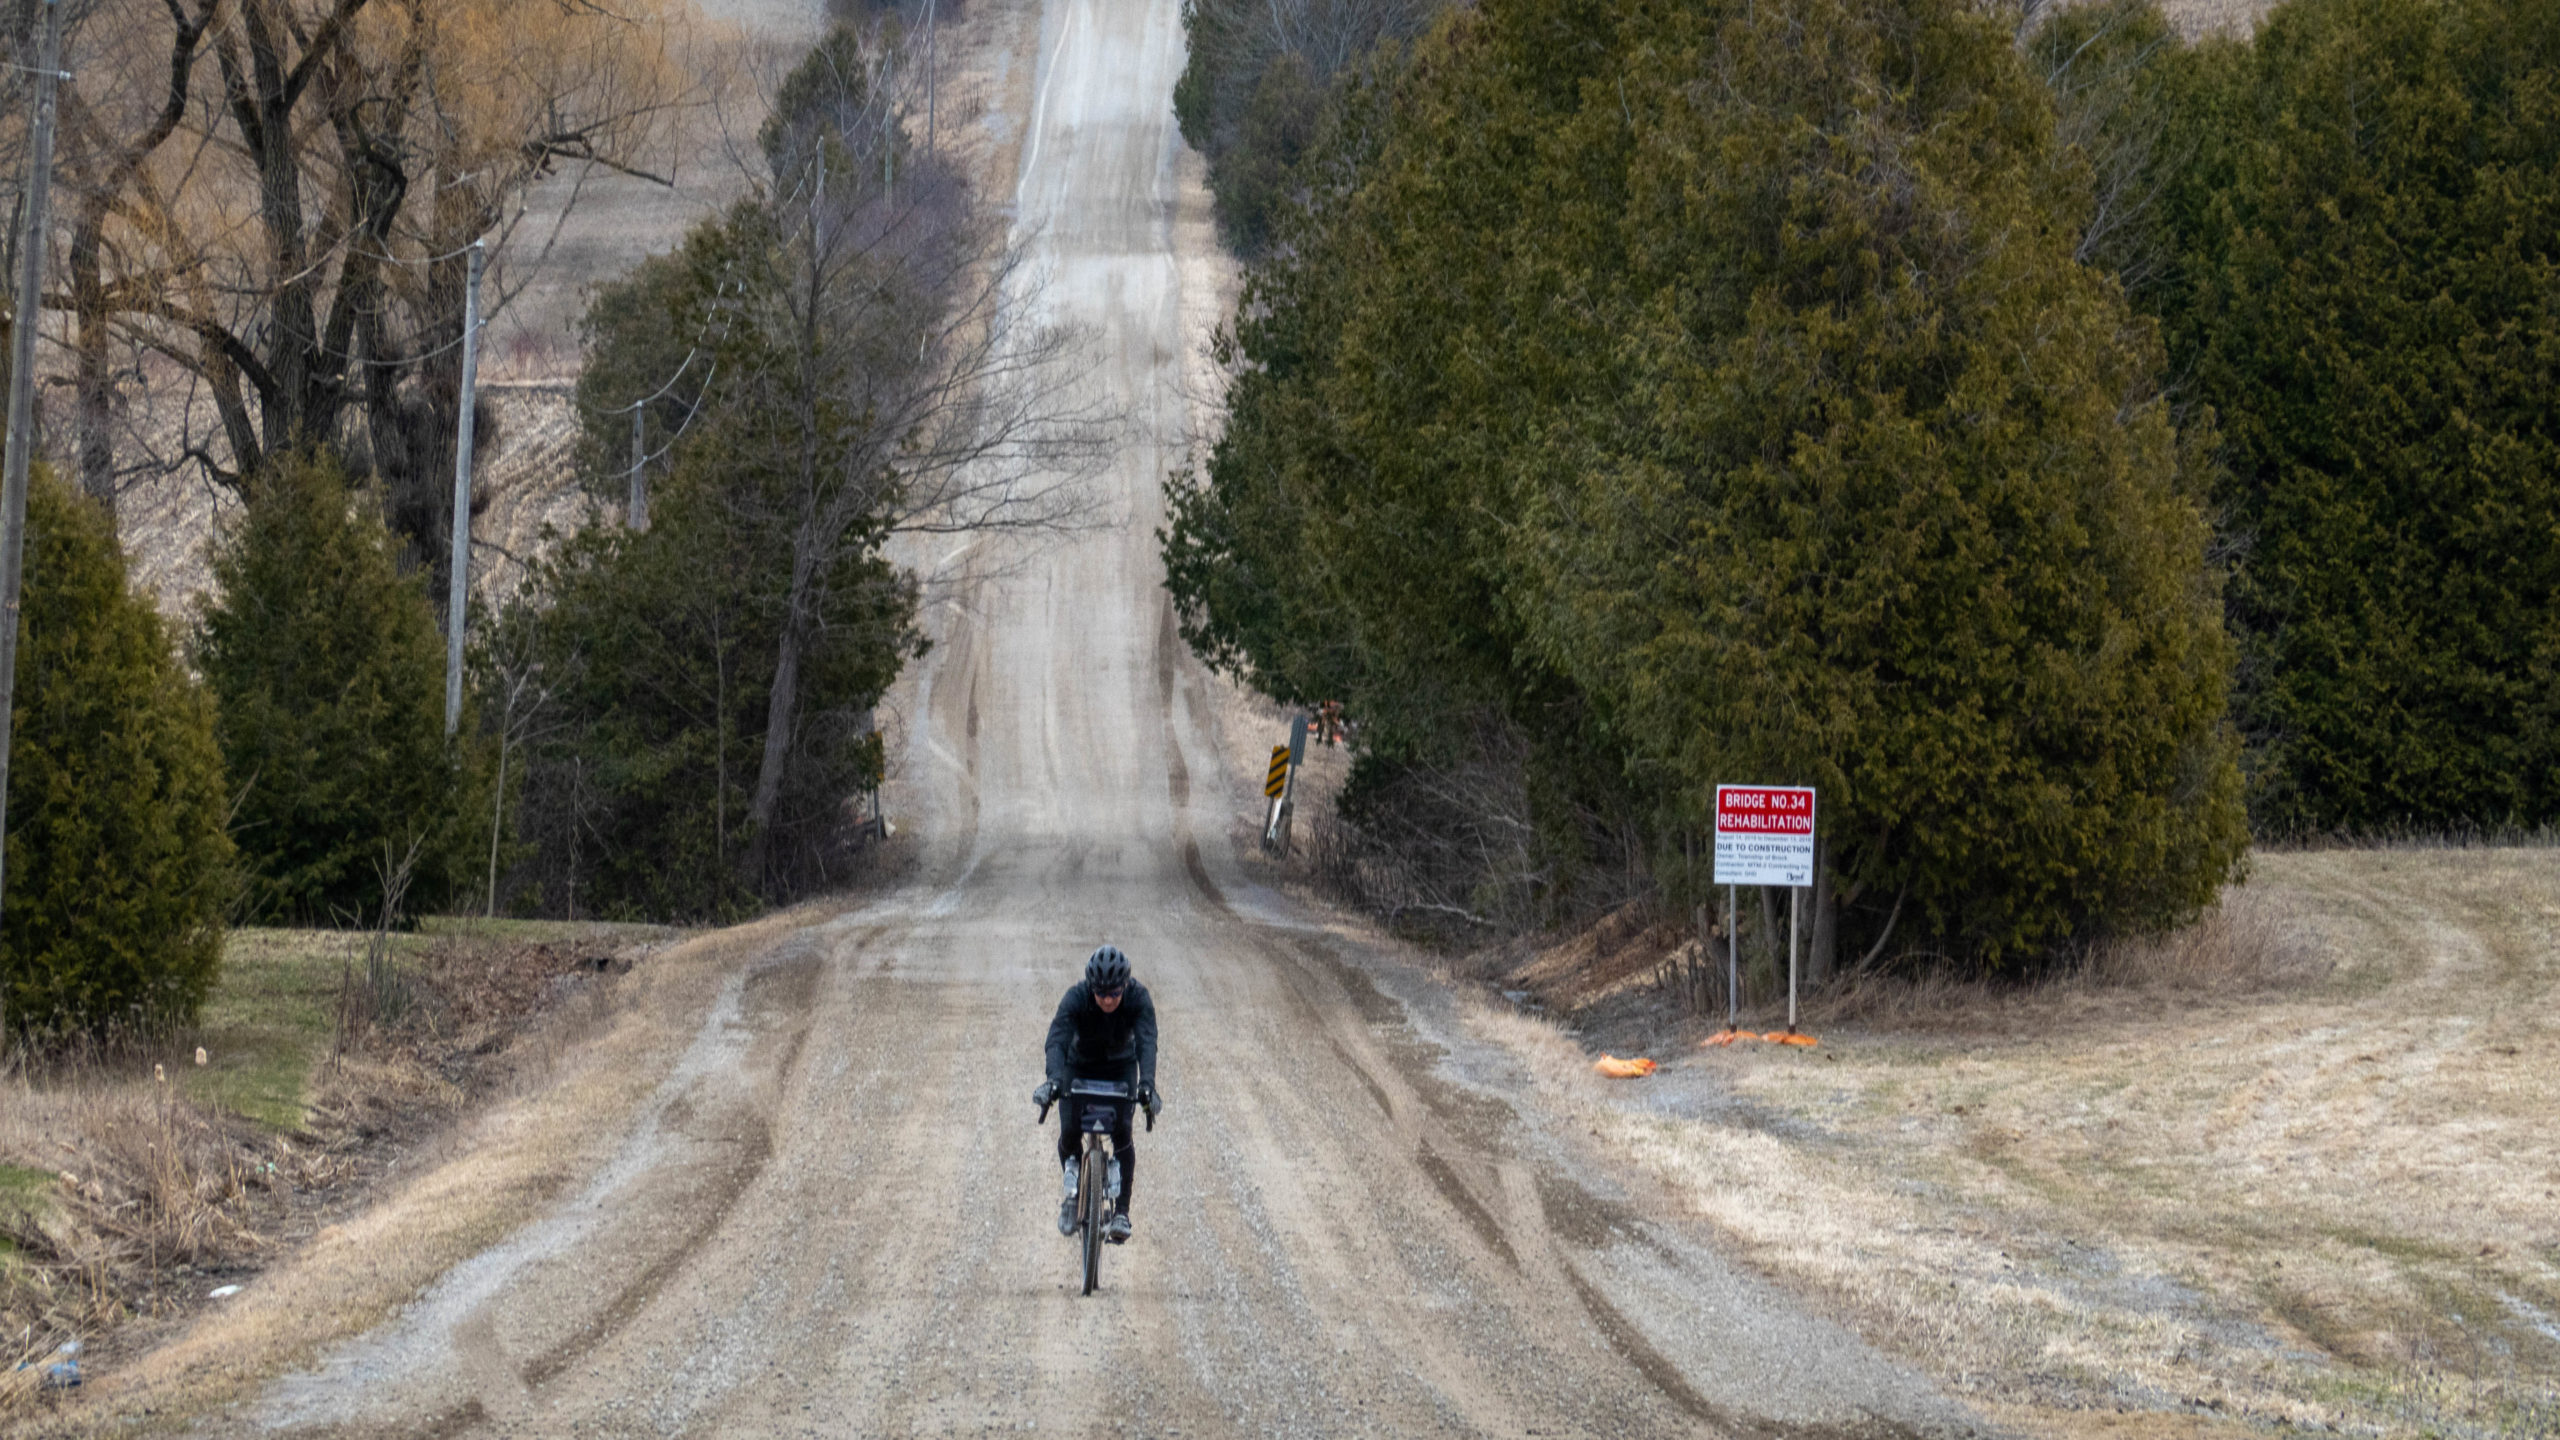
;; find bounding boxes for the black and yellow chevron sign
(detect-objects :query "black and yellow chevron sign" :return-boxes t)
[1265,746,1290,798]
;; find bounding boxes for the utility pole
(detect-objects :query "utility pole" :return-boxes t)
[444,238,485,736]
[627,405,648,531]
[0,0,64,915]
[926,0,937,157]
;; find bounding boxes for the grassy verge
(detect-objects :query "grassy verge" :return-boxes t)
[1481,848,2560,1438]
[0,917,666,1400]
[180,929,345,1130]
[0,1163,50,1270]
[183,919,667,1131]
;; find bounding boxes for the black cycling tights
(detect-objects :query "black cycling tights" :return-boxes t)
[1056,1095,1136,1214]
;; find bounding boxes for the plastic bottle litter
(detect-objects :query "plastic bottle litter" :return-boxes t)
[209,1285,241,1299]
[14,1342,82,1390]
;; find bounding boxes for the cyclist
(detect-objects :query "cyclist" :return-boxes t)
[1031,945,1160,1242]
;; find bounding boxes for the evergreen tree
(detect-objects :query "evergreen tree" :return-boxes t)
[508,31,945,918]
[494,445,916,921]
[1168,0,2248,964]
[1,468,232,1038]
[2144,0,2560,833]
[196,450,481,922]
[1506,0,2245,961]
[1173,0,1441,255]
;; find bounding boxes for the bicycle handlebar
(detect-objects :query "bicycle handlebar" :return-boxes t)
[1034,1080,1157,1130]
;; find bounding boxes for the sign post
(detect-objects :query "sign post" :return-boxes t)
[1262,745,1290,850]
[1280,713,1310,849]
[1712,785,1817,1034]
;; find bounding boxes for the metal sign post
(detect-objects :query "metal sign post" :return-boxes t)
[1789,884,1801,1031]
[1261,745,1289,849]
[1712,785,1818,1037]
[1726,882,1739,1028]
[1278,713,1309,849]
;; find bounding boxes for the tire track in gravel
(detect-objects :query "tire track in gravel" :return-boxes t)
[513,950,820,1388]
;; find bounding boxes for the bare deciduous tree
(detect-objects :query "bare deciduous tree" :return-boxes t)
[508,22,1116,910]
[728,25,1114,883]
[0,0,689,540]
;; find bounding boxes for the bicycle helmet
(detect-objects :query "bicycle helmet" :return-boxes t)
[1084,944,1132,991]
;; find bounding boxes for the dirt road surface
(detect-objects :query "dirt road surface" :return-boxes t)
[219,0,1985,1434]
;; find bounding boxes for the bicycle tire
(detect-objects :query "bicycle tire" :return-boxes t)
[1080,1143,1104,1295]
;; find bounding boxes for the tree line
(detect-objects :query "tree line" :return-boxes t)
[0,18,1095,1042]
[1165,0,2560,977]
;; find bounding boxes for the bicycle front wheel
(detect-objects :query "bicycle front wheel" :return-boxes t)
[1080,1144,1104,1295]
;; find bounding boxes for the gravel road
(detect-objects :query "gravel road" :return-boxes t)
[231,0,1990,1433]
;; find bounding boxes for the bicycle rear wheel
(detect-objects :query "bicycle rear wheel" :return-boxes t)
[1079,1144,1104,1295]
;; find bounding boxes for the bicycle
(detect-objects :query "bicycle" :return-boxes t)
[1036,1077,1153,1295]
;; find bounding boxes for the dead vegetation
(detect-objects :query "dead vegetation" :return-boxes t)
[1467,849,2560,1437]
[0,922,660,1411]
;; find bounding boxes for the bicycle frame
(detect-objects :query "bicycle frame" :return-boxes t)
[1066,1078,1129,1294]
[1038,1076,1149,1295]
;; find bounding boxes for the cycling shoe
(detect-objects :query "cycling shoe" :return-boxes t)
[1058,1159,1083,1236]
[1105,1212,1132,1244]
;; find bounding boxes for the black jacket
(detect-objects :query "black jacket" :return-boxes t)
[1044,979,1158,1090]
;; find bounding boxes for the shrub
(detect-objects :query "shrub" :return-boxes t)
[1,467,232,1038]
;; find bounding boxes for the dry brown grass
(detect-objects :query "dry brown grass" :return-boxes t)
[0,907,813,1438]
[1806,880,2333,1029]
[1,1082,275,1367]
[1472,850,2560,1438]
[0,922,662,1426]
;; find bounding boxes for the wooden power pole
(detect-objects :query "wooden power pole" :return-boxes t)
[444,238,485,736]
[0,0,64,915]
[627,405,649,531]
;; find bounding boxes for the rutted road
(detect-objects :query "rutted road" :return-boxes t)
[231,0,1985,1433]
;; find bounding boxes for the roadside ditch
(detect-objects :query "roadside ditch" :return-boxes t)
[0,921,672,1415]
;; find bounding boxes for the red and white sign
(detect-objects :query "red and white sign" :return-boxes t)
[1714,785,1816,886]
